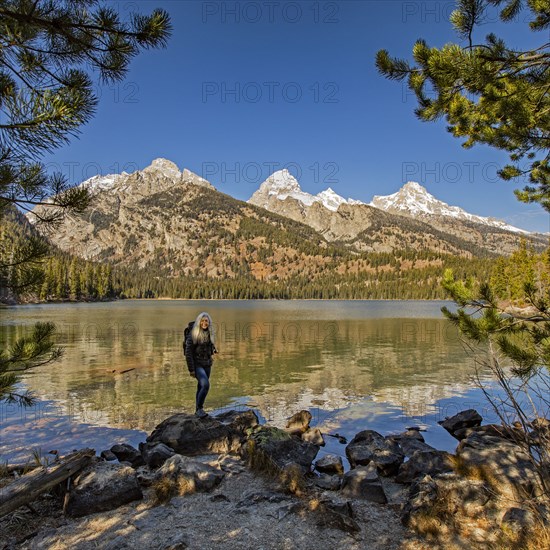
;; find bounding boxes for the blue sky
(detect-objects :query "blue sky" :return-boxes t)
[45,0,550,233]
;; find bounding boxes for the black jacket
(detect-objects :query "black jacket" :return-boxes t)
[184,330,215,373]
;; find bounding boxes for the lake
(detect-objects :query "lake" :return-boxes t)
[0,300,498,464]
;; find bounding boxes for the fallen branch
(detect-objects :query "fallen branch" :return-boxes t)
[0,448,95,518]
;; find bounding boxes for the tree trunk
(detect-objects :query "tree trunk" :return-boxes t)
[0,448,95,518]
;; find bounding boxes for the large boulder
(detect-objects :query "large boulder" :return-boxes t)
[395,450,454,484]
[64,462,143,518]
[247,425,319,475]
[214,409,259,434]
[456,431,543,500]
[388,429,436,457]
[438,409,482,440]
[146,412,252,456]
[345,430,404,476]
[314,474,342,491]
[341,463,387,504]
[403,473,491,528]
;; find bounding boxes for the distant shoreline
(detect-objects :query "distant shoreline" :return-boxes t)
[2,297,453,306]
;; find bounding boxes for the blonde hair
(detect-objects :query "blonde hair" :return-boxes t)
[191,312,215,344]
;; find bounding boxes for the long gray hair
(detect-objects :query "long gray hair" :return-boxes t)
[191,312,215,344]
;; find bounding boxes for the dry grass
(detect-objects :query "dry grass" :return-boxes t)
[450,455,501,493]
[407,513,449,539]
[491,520,550,550]
[151,477,177,505]
[151,475,197,505]
[245,438,307,497]
[279,463,306,497]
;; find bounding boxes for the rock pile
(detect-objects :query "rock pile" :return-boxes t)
[3,407,547,548]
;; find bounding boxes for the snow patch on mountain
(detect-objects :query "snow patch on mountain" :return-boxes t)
[81,173,125,192]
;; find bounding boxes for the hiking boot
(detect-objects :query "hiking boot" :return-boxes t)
[195,408,208,419]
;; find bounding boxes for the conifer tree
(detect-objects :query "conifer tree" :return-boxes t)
[0,0,171,403]
[378,0,550,504]
[376,0,549,209]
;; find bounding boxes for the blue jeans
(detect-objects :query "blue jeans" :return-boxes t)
[195,366,211,410]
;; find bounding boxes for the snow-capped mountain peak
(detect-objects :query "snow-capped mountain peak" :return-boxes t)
[370,181,528,234]
[316,188,349,211]
[249,172,365,212]
[143,158,182,179]
[77,158,215,196]
[261,169,301,194]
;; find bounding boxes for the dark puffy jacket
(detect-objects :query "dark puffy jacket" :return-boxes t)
[184,331,215,373]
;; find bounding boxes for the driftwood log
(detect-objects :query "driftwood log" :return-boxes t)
[0,448,95,518]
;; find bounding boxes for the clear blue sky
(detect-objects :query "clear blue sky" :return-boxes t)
[45,0,549,233]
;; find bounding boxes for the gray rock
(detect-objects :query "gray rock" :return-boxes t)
[285,410,312,434]
[403,473,491,527]
[100,450,117,461]
[302,428,325,446]
[147,413,244,456]
[501,507,536,535]
[315,454,344,475]
[156,454,225,493]
[453,423,522,441]
[64,462,143,518]
[314,473,342,491]
[134,466,156,487]
[103,535,130,550]
[139,442,175,469]
[217,454,246,474]
[388,430,435,457]
[248,425,319,475]
[345,430,404,476]
[456,431,543,500]
[438,409,482,439]
[315,498,360,534]
[395,450,454,484]
[110,443,144,468]
[341,463,388,503]
[215,409,259,434]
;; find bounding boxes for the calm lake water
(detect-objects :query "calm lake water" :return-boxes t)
[0,300,499,464]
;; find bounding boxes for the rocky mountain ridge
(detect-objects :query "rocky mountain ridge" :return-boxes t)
[248,171,547,255]
[28,159,547,283]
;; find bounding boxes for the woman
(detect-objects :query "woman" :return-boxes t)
[184,312,217,418]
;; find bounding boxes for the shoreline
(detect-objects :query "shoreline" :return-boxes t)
[1,407,545,550]
[2,297,455,307]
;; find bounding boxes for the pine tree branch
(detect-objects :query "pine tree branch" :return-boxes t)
[0,8,169,45]
[0,58,40,93]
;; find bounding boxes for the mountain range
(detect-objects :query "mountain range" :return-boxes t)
[29,159,547,281]
[249,169,526,235]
